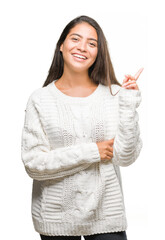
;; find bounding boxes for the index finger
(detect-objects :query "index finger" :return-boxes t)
[134,68,144,81]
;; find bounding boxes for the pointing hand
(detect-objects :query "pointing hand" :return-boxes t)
[122,68,144,90]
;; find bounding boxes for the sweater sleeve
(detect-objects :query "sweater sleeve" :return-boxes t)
[111,87,143,167]
[21,92,101,181]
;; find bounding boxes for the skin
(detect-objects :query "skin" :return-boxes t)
[56,22,99,97]
[56,22,144,161]
[121,67,144,90]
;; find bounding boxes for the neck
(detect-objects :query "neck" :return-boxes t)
[58,66,94,88]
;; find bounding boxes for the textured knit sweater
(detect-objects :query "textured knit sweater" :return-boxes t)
[21,79,142,236]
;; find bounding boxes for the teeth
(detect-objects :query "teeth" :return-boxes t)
[72,54,87,59]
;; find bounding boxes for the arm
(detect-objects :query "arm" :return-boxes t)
[21,93,101,181]
[112,87,143,167]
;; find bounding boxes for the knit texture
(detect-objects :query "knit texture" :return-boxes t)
[21,80,142,236]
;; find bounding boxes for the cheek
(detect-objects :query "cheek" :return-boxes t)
[62,43,75,60]
[64,41,76,52]
[91,49,98,60]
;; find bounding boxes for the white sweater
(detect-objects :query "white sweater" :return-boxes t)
[21,79,142,236]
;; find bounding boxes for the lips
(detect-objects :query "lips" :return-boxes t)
[71,53,88,59]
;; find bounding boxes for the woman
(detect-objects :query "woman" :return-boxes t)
[21,15,143,240]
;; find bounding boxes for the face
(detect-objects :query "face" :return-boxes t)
[60,22,98,73]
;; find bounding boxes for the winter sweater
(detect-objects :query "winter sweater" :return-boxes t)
[21,79,143,236]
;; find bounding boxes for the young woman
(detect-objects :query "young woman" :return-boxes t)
[21,15,143,240]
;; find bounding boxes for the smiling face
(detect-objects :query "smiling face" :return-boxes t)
[60,22,98,73]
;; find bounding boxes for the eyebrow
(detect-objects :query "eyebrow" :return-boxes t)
[69,33,98,42]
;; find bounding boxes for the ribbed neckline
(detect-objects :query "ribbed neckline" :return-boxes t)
[49,79,102,103]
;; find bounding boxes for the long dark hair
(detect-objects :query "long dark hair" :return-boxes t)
[42,15,121,95]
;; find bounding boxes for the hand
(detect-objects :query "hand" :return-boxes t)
[96,138,114,161]
[122,67,144,90]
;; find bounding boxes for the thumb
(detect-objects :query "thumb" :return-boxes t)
[108,138,115,144]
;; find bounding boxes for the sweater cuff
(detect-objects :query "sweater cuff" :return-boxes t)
[119,88,142,108]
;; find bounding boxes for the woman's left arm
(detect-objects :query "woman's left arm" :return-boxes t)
[112,68,143,167]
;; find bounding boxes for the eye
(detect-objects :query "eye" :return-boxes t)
[71,37,79,41]
[89,42,96,47]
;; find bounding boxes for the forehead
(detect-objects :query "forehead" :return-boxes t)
[68,22,98,39]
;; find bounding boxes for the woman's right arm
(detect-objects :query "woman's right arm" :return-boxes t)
[21,93,101,181]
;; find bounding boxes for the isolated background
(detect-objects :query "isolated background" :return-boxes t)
[0,0,164,239]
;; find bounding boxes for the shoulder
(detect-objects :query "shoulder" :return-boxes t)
[110,84,122,94]
[25,85,51,108]
[101,83,121,96]
[28,84,51,101]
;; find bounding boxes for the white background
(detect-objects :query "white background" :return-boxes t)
[0,0,164,239]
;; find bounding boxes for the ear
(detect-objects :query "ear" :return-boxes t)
[60,43,63,52]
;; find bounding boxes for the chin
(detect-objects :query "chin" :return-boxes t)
[71,63,94,73]
[69,65,89,73]
[72,68,88,73]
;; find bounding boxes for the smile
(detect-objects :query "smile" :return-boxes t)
[72,53,87,60]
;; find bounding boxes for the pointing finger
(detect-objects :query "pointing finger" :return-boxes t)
[134,68,144,81]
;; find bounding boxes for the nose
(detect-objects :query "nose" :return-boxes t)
[77,40,87,52]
